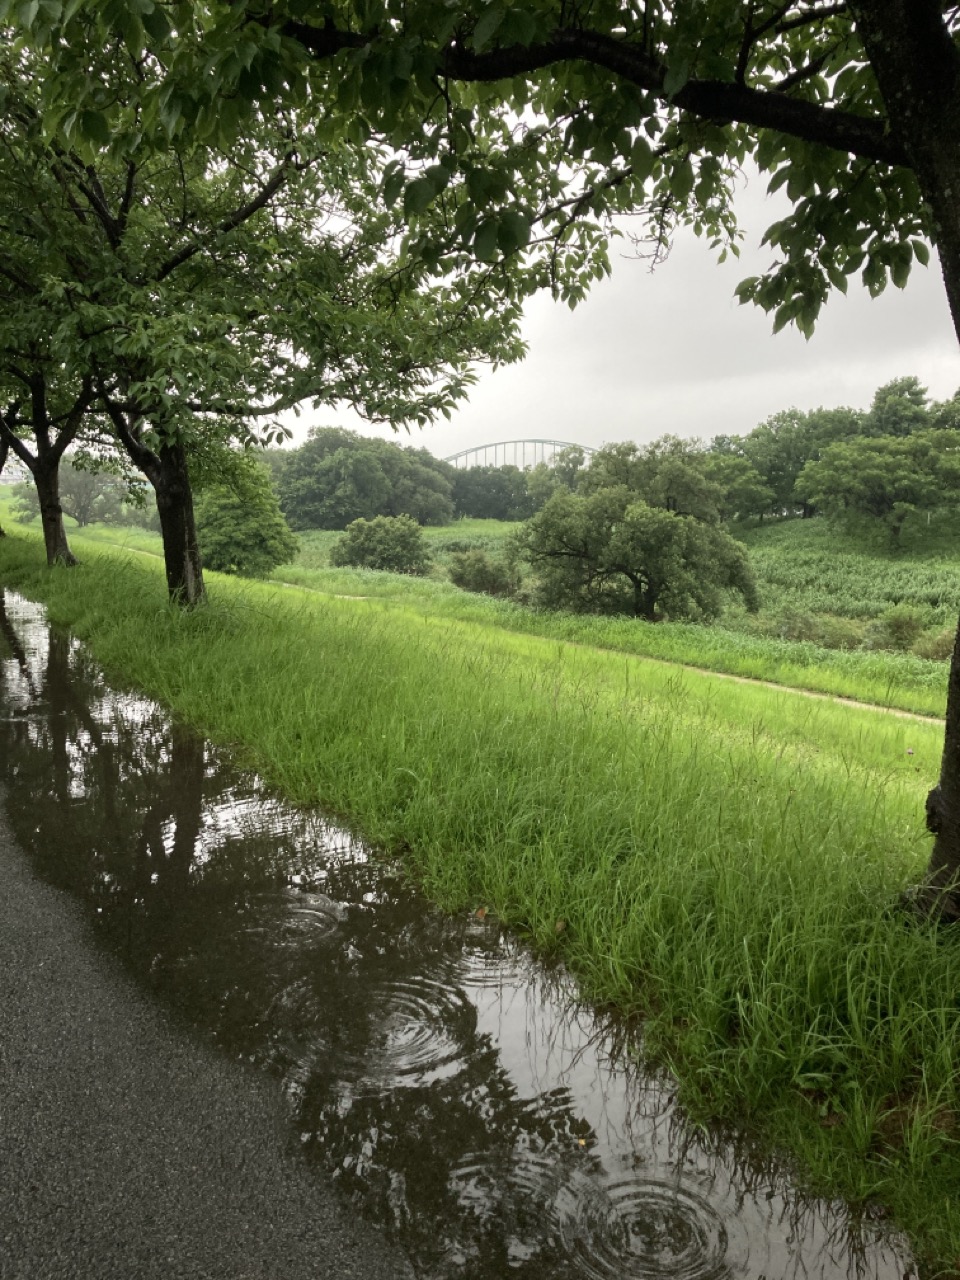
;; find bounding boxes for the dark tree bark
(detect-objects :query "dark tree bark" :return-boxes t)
[153,442,206,606]
[102,395,206,607]
[848,0,960,916]
[33,457,77,567]
[0,382,91,568]
[0,437,8,537]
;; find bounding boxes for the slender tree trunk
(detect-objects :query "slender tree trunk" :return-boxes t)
[33,459,77,567]
[153,442,205,606]
[851,0,960,915]
[0,438,8,537]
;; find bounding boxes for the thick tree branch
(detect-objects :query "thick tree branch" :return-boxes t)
[283,19,907,167]
[154,157,294,282]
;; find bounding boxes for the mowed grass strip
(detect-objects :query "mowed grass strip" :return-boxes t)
[3,532,960,1268]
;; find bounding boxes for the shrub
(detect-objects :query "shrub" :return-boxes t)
[448,549,519,597]
[196,468,299,577]
[329,514,431,575]
[862,605,926,652]
[913,628,956,662]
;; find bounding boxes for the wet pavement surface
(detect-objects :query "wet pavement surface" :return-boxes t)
[0,797,412,1280]
[0,590,914,1279]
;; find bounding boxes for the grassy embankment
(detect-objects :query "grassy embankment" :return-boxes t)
[20,501,950,716]
[2,525,960,1271]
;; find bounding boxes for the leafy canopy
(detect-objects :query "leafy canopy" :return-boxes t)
[514,486,758,620]
[6,0,947,339]
[195,464,299,576]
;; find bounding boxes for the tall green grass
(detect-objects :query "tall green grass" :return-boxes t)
[267,561,949,716]
[3,503,951,715]
[739,518,960,627]
[2,531,960,1269]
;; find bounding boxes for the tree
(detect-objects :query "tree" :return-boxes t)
[278,429,456,529]
[451,465,531,520]
[0,47,537,602]
[195,464,299,577]
[12,457,133,528]
[13,2,960,908]
[581,438,725,522]
[863,376,931,437]
[739,407,863,517]
[514,486,758,621]
[795,431,960,542]
[330,515,432,574]
[701,453,774,522]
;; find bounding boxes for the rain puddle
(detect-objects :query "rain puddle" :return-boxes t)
[0,589,913,1280]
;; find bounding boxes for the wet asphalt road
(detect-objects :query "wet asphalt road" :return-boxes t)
[0,798,413,1280]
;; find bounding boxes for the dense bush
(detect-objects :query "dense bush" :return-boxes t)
[448,549,519,597]
[330,514,431,574]
[862,605,926,652]
[196,468,299,577]
[912,628,956,662]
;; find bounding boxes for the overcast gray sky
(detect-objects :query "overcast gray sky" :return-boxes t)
[284,177,960,460]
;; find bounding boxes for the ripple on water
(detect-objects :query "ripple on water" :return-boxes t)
[557,1176,734,1280]
[348,975,477,1091]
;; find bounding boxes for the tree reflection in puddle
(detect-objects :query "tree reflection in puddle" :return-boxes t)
[0,589,913,1280]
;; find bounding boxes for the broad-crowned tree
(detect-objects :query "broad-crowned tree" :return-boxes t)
[515,485,758,619]
[796,431,960,542]
[277,428,457,528]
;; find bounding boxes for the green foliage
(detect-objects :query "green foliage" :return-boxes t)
[451,464,531,521]
[6,0,947,344]
[865,376,930,438]
[51,514,954,714]
[447,548,519,597]
[195,464,298,577]
[277,428,455,530]
[515,486,758,620]
[581,437,724,522]
[11,458,137,528]
[330,514,432,574]
[795,431,960,541]
[861,606,927,653]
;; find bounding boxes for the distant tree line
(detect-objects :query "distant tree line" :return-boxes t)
[273,377,960,543]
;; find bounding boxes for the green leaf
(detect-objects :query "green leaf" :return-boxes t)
[471,6,503,53]
[671,157,695,203]
[382,167,406,209]
[662,58,690,99]
[141,4,172,41]
[497,209,531,255]
[912,239,931,267]
[474,218,500,262]
[629,136,655,181]
[403,176,437,217]
[79,109,111,146]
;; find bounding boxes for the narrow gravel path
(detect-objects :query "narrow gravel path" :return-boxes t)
[0,796,413,1280]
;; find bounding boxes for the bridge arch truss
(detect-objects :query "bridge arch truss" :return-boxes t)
[442,439,596,470]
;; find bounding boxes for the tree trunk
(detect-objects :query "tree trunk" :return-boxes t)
[0,437,7,536]
[33,460,77,567]
[153,442,205,606]
[850,0,960,915]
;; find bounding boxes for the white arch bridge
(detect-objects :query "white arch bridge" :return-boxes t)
[442,439,596,470]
